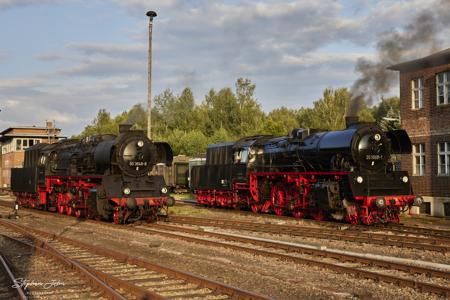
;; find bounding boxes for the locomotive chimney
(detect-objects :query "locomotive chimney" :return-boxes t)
[345,116,359,128]
[119,123,132,133]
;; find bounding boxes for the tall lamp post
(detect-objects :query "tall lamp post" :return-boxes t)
[146,10,157,140]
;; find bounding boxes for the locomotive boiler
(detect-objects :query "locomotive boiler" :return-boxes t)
[10,124,174,224]
[191,119,423,225]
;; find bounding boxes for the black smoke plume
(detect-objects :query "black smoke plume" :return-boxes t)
[347,0,450,116]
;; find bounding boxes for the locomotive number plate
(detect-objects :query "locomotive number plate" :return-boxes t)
[366,155,383,160]
[129,161,148,166]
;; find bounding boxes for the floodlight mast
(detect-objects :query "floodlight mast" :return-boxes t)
[146,10,157,140]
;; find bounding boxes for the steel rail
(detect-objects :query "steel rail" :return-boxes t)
[131,224,450,297]
[149,223,450,280]
[0,219,271,300]
[2,198,449,241]
[0,231,129,300]
[169,215,450,252]
[0,253,27,300]
[381,223,450,238]
[179,199,450,238]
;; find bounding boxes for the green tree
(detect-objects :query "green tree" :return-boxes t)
[209,127,233,144]
[378,106,401,130]
[153,89,177,135]
[235,78,264,135]
[371,96,400,124]
[263,107,299,135]
[173,88,197,132]
[305,88,350,130]
[79,109,117,137]
[179,130,209,156]
[200,88,240,136]
[127,104,147,130]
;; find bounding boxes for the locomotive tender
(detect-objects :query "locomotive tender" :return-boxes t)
[11,124,174,224]
[191,118,424,225]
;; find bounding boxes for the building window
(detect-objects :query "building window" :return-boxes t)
[438,142,450,175]
[413,144,425,175]
[411,78,424,109]
[16,139,22,151]
[436,71,450,105]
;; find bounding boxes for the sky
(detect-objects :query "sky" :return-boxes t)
[0,0,448,136]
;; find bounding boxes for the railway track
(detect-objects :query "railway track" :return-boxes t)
[3,196,449,241]
[13,206,445,298]
[1,197,450,297]
[1,197,449,255]
[125,223,450,297]
[0,229,122,299]
[380,223,450,239]
[0,252,26,299]
[0,219,271,300]
[168,215,450,253]
[178,198,450,238]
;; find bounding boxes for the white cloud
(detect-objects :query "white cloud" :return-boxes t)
[65,42,146,57]
[0,78,42,89]
[34,53,67,62]
[57,57,143,77]
[281,52,375,67]
[0,0,64,10]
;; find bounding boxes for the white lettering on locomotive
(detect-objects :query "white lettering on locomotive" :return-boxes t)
[365,154,383,160]
[129,161,148,167]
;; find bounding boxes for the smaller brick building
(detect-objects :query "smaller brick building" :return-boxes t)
[0,122,63,188]
[389,48,450,217]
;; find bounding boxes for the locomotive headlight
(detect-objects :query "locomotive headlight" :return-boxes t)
[137,140,144,147]
[375,197,386,208]
[123,187,131,195]
[374,133,381,141]
[356,176,364,184]
[413,196,424,206]
[401,176,409,183]
[161,187,168,194]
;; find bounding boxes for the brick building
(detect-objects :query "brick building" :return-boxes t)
[389,48,450,217]
[0,122,62,189]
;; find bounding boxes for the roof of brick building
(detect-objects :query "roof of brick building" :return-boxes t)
[388,48,450,72]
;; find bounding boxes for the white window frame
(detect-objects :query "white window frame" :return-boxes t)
[436,71,450,105]
[438,142,450,176]
[413,144,425,176]
[411,77,424,109]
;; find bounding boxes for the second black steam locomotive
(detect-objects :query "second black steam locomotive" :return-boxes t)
[11,124,174,224]
[191,118,423,225]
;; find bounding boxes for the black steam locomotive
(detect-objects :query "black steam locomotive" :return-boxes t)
[11,124,174,224]
[191,119,423,225]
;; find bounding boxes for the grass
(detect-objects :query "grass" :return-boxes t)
[172,193,194,200]
[169,204,215,216]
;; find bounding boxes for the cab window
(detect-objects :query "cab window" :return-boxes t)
[234,148,249,164]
